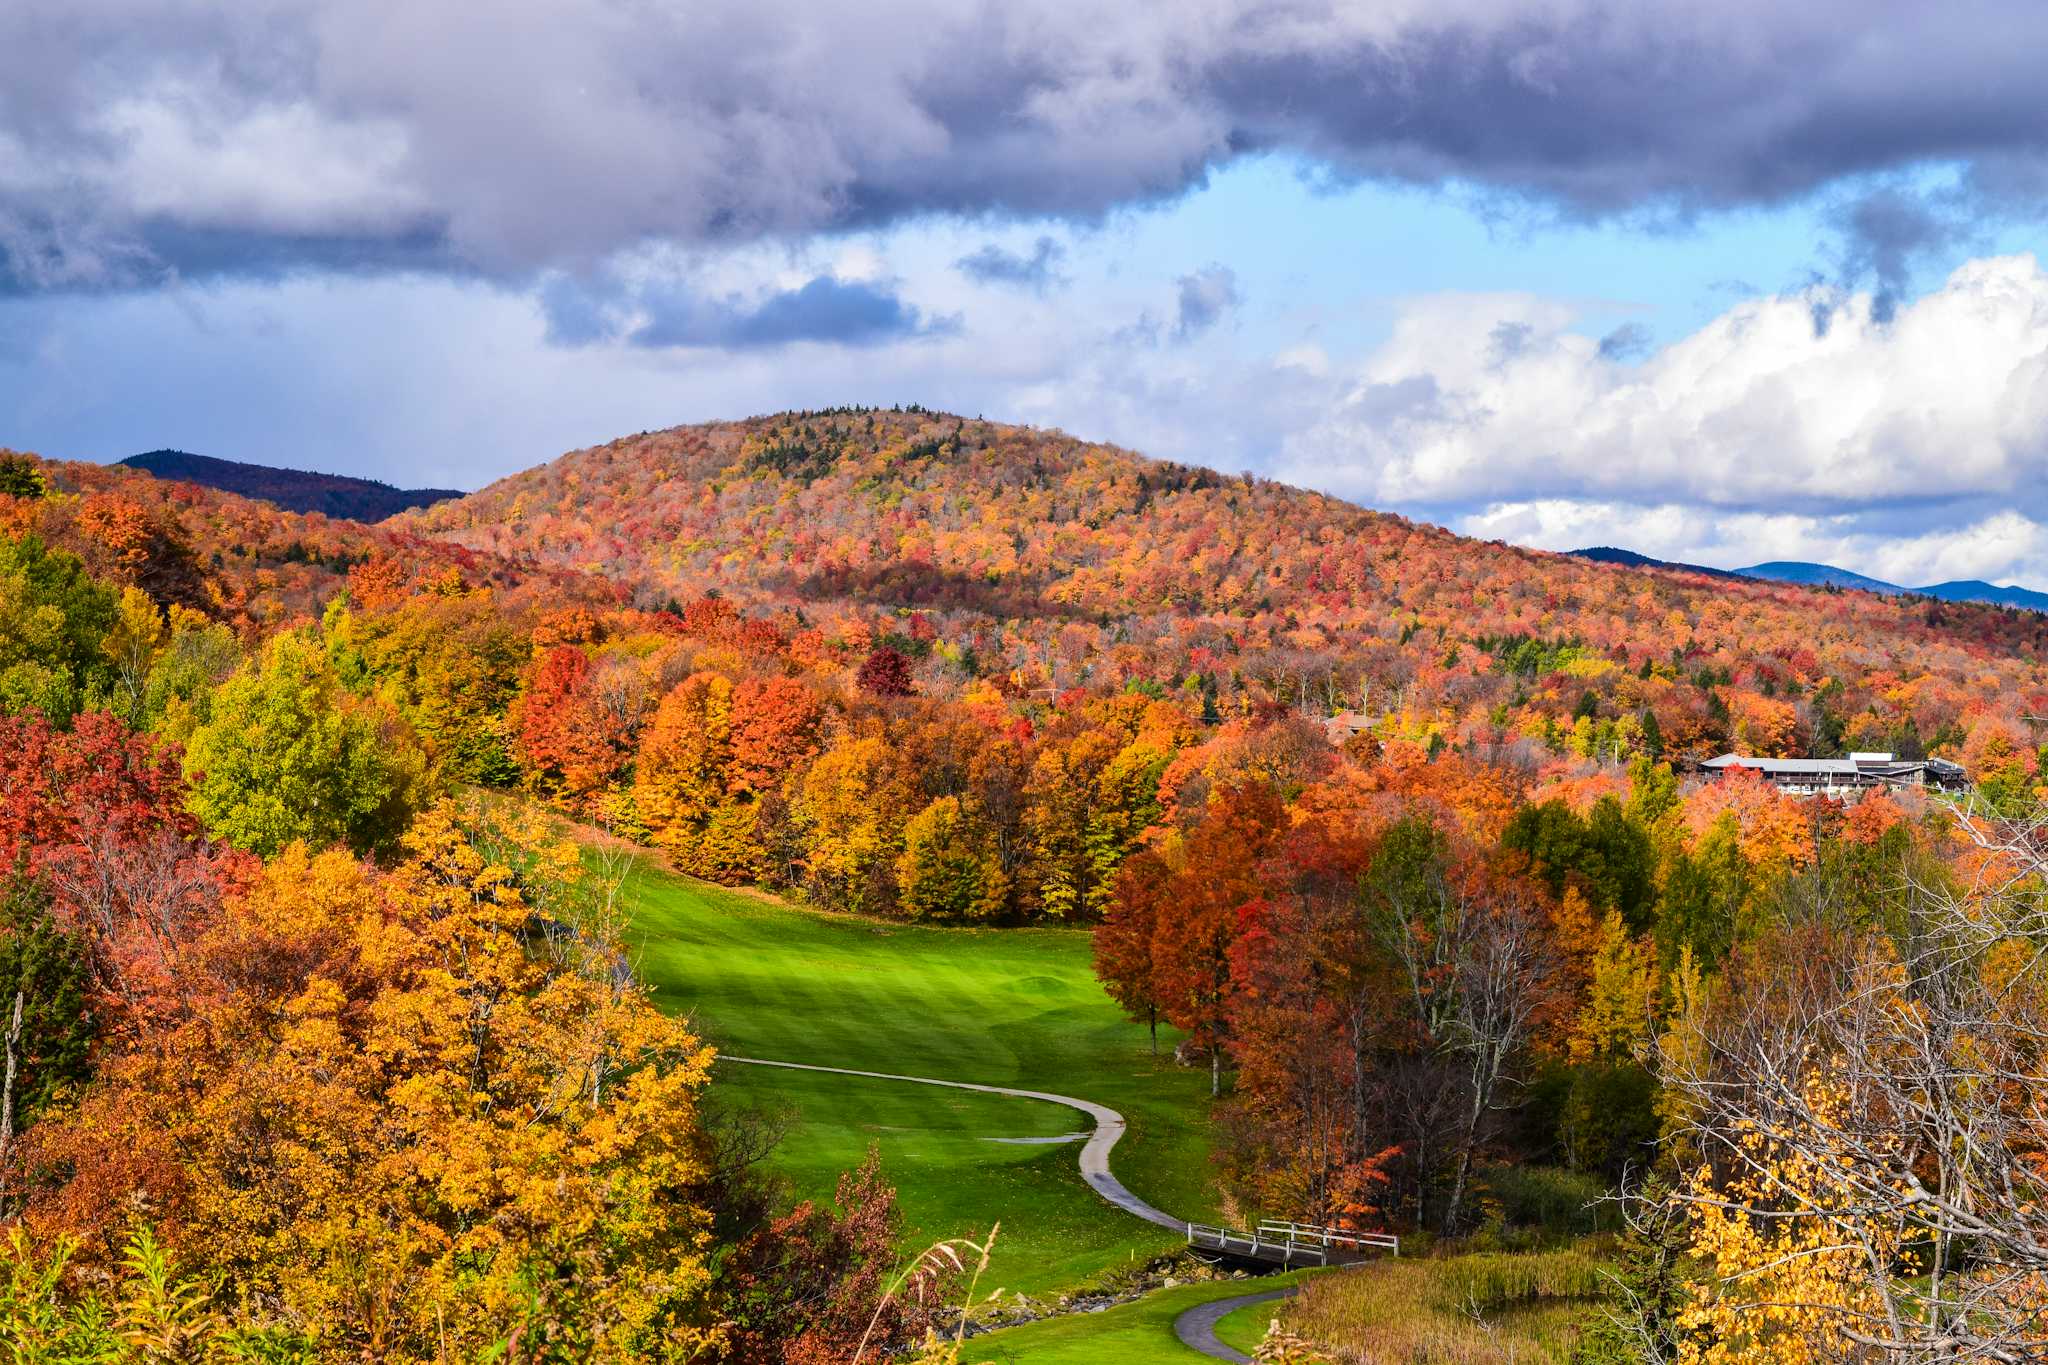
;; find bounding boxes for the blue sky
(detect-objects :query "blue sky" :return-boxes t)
[9,1,2048,587]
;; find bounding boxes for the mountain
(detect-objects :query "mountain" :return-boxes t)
[1569,546,1745,580]
[119,449,462,522]
[393,409,2048,764]
[1722,560,2048,613]
[1733,560,1904,594]
[1916,579,2048,612]
[1575,547,2048,615]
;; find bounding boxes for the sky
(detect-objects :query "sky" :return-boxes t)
[8,1,2048,587]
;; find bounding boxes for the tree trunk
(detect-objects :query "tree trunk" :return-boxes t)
[0,991,22,1213]
[1444,1139,1476,1237]
[1210,1046,1221,1098]
[1148,1010,1158,1057]
[1444,1052,1493,1235]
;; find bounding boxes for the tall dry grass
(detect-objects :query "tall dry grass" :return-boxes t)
[1272,1246,1606,1364]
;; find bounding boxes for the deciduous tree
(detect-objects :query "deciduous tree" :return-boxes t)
[185,631,428,858]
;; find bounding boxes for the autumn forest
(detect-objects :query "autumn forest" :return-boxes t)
[0,408,2044,1363]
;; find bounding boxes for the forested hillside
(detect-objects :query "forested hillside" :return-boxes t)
[1,447,607,635]
[406,407,2048,770]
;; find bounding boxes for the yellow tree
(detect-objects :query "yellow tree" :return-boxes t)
[24,802,722,1362]
[1570,909,1658,1063]
[634,671,753,876]
[896,796,1007,921]
[793,734,894,913]
[100,585,166,725]
[1677,1071,1903,1365]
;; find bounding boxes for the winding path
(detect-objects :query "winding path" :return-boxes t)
[719,1056,1183,1230]
[1172,1286,1296,1364]
[719,1055,1303,1360]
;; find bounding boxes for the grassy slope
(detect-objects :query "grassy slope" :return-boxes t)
[622,865,1219,1293]
[957,1274,1313,1365]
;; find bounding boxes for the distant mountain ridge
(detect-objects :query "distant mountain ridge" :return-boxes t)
[1900,579,2048,612]
[1569,546,1746,580]
[1568,547,2048,614]
[1734,560,1903,594]
[119,449,462,522]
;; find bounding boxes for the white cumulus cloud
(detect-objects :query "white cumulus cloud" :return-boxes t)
[1279,254,2048,518]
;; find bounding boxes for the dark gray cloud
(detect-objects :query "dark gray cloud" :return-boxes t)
[1597,322,1652,361]
[1488,320,1535,363]
[1831,186,1977,322]
[8,2,2048,291]
[955,236,1066,290]
[544,273,950,349]
[1174,265,1239,340]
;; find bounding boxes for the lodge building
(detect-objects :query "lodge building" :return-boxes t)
[1700,751,1969,796]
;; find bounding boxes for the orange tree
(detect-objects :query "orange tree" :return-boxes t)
[21,799,723,1362]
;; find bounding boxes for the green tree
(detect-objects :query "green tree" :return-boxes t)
[0,870,93,1148]
[1806,680,1847,759]
[1625,756,1679,827]
[1571,1176,1695,1364]
[896,796,1005,920]
[0,535,117,724]
[1557,1061,1659,1177]
[0,455,45,501]
[1636,706,1665,760]
[140,605,242,739]
[1655,816,1750,971]
[1503,800,1592,903]
[1505,797,1658,931]
[184,630,429,857]
[1586,796,1658,932]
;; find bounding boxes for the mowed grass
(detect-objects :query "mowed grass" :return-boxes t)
[621,865,1219,1292]
[958,1274,1314,1365]
[1213,1295,1286,1355]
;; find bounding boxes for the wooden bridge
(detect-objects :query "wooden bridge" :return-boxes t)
[1186,1219,1399,1269]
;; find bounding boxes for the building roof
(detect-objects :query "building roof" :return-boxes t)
[1703,753,1967,779]
[1703,755,1859,775]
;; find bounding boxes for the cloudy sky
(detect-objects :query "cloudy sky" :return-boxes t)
[8,1,2048,587]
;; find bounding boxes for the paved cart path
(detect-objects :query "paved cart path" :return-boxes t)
[720,1054,1300,1360]
[1171,1287,1296,1364]
[719,1056,1185,1230]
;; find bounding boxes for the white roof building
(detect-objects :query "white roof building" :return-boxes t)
[1701,751,1968,794]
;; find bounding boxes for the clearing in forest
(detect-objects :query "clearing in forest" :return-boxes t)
[623,864,1221,1293]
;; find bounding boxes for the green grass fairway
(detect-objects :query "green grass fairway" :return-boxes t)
[1213,1296,1286,1355]
[622,865,1219,1292]
[957,1274,1311,1364]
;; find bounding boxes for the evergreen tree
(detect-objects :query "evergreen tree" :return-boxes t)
[0,867,94,1147]
[0,455,46,500]
[1637,706,1665,760]
[1571,1177,1695,1364]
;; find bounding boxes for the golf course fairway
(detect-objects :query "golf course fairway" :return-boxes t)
[623,863,1221,1294]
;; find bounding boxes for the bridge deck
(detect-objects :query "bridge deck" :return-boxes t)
[1185,1221,1398,1270]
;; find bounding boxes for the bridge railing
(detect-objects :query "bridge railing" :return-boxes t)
[1185,1223,1331,1266]
[1255,1219,1400,1257]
